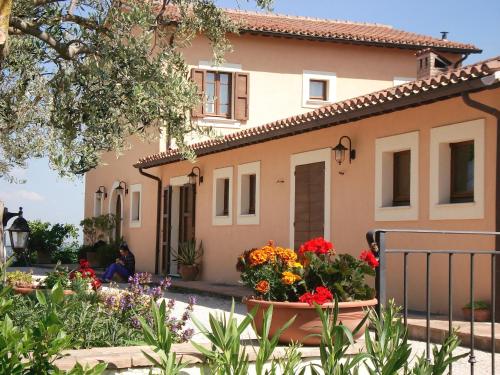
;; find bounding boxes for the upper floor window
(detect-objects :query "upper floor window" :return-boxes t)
[450,141,474,203]
[205,72,232,117]
[309,79,327,100]
[393,150,411,206]
[191,69,249,122]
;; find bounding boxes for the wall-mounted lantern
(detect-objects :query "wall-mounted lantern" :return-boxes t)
[115,181,128,195]
[187,166,203,186]
[95,186,107,200]
[332,136,356,165]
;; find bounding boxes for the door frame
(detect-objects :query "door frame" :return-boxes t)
[289,148,331,248]
[108,180,124,242]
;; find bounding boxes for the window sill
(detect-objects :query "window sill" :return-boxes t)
[303,99,332,109]
[375,205,418,222]
[237,214,259,225]
[429,201,483,220]
[129,221,141,228]
[213,215,232,226]
[197,117,241,129]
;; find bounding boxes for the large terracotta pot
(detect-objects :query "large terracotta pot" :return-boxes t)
[246,298,377,345]
[462,308,491,322]
[12,286,36,295]
[179,264,199,281]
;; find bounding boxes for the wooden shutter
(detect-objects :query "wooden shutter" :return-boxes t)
[162,186,172,274]
[191,68,205,118]
[234,72,249,121]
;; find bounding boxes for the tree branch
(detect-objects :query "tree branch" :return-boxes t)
[33,0,65,6]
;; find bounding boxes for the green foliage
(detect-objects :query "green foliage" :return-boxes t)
[80,215,116,245]
[172,239,203,265]
[52,243,80,264]
[304,253,376,301]
[6,270,33,288]
[27,220,78,256]
[44,265,71,289]
[464,300,490,310]
[191,300,255,375]
[139,300,188,375]
[1,0,273,178]
[95,241,120,266]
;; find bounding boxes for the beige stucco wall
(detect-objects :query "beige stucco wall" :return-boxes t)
[155,88,499,315]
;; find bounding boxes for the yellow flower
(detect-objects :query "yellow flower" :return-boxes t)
[261,245,276,262]
[288,261,303,269]
[281,271,301,285]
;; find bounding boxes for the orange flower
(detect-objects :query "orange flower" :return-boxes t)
[281,271,301,285]
[255,280,270,294]
[249,249,269,266]
[261,245,276,262]
[275,247,297,263]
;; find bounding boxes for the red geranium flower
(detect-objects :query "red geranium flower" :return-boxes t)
[359,250,379,269]
[299,286,334,306]
[298,237,335,255]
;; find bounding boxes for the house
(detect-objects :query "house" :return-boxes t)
[84,9,500,315]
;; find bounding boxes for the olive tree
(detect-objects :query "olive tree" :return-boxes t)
[0,0,272,179]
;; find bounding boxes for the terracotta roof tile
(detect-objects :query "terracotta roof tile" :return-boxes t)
[223,9,479,52]
[136,56,500,168]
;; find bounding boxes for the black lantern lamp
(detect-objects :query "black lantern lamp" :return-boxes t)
[4,207,30,265]
[115,181,128,195]
[95,186,107,199]
[333,136,356,165]
[187,166,203,186]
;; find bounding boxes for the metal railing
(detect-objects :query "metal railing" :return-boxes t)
[366,229,499,375]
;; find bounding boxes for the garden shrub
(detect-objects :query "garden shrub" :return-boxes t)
[52,243,80,264]
[27,220,78,260]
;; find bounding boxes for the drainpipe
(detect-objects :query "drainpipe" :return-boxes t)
[453,53,470,69]
[461,77,500,321]
[138,168,162,274]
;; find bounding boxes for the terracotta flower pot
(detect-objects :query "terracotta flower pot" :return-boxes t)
[12,286,36,295]
[246,298,377,345]
[63,290,76,296]
[179,264,199,281]
[462,307,491,322]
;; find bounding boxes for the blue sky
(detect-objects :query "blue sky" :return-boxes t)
[1,0,499,237]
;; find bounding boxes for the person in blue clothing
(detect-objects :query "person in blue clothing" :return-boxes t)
[101,243,135,282]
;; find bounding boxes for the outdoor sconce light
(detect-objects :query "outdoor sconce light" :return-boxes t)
[95,186,107,199]
[332,136,356,165]
[115,181,128,195]
[187,166,203,186]
[3,207,31,267]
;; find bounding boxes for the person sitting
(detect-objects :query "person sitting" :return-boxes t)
[101,243,135,282]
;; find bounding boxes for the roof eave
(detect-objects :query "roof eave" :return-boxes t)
[135,78,498,170]
[239,29,482,54]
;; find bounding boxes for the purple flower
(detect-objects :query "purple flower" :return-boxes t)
[182,311,191,321]
[130,316,141,329]
[181,328,194,342]
[167,299,175,309]
[160,277,172,289]
[150,286,163,299]
[188,295,197,306]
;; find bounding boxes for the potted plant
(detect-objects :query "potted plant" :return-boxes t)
[172,240,203,281]
[80,214,116,267]
[43,264,75,295]
[6,271,37,294]
[462,300,491,322]
[237,237,378,345]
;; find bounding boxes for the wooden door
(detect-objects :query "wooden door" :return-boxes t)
[162,186,172,274]
[179,184,196,244]
[294,162,325,250]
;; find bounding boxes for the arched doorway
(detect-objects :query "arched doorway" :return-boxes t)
[115,195,122,241]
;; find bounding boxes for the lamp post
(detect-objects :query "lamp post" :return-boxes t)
[1,206,30,279]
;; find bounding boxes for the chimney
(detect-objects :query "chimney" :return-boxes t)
[416,48,453,80]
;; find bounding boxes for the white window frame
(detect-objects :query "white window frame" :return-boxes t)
[129,184,142,228]
[212,166,233,226]
[429,119,485,220]
[93,192,103,217]
[237,161,260,225]
[289,148,331,248]
[393,77,415,86]
[302,70,336,108]
[374,132,419,221]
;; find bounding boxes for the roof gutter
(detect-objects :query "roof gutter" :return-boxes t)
[138,167,162,274]
[136,77,497,170]
[461,75,500,322]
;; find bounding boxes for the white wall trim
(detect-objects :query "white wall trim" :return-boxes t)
[289,148,331,248]
[129,184,142,228]
[108,180,123,241]
[198,61,242,72]
[93,192,103,217]
[237,161,260,225]
[374,131,419,221]
[302,70,336,108]
[212,166,233,226]
[429,119,485,220]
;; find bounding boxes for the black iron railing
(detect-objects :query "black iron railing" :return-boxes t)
[366,229,499,375]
